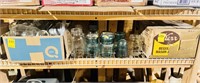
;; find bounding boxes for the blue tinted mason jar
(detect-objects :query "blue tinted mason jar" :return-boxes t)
[85,25,99,58]
[115,32,128,58]
[100,32,115,57]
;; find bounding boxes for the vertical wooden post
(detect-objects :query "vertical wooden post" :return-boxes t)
[106,69,113,82]
[108,21,118,33]
[98,21,107,34]
[107,21,117,82]
[98,21,107,82]
[20,69,26,77]
[187,38,200,83]
[98,69,106,82]
[182,68,191,83]
[192,20,197,26]
[124,20,133,37]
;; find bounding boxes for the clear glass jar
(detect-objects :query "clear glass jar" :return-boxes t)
[71,25,85,58]
[100,32,115,58]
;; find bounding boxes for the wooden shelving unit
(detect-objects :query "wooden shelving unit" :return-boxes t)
[0,5,200,83]
[0,6,199,20]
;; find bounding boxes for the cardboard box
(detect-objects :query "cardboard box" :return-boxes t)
[153,0,200,7]
[42,0,93,6]
[141,26,200,58]
[0,0,40,6]
[0,23,9,55]
[96,0,147,6]
[2,36,65,63]
[133,20,194,34]
[64,30,73,58]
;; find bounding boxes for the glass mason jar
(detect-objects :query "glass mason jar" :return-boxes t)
[71,25,85,58]
[86,32,99,58]
[100,32,115,57]
[85,25,99,58]
[115,32,128,58]
[9,24,39,36]
[9,24,27,36]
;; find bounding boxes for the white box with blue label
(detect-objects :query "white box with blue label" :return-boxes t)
[2,36,65,63]
[153,0,200,7]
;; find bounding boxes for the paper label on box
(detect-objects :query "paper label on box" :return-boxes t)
[20,0,32,2]
[8,38,15,48]
[178,0,190,5]
[152,31,180,56]
[132,0,144,2]
[158,33,166,42]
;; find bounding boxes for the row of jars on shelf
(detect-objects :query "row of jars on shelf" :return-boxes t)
[70,25,145,58]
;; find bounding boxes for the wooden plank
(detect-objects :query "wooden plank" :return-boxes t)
[187,39,200,83]
[20,69,26,77]
[98,21,107,34]
[134,69,144,81]
[40,6,133,12]
[74,69,89,82]
[195,20,200,27]
[98,69,106,82]
[0,70,9,83]
[124,20,133,37]
[182,68,191,83]
[192,20,197,26]
[108,21,117,33]
[106,69,113,82]
[1,15,200,20]
[118,69,127,81]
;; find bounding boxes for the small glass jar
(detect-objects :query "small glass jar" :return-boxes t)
[115,32,128,58]
[85,25,99,58]
[86,32,99,58]
[100,32,115,57]
[71,25,85,58]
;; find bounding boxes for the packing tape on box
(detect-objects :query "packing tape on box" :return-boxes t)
[30,52,45,63]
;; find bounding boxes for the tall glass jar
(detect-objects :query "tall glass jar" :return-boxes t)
[85,25,99,58]
[71,25,85,58]
[115,32,128,58]
[100,32,115,58]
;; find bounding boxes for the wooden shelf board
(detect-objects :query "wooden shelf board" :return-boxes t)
[0,58,194,69]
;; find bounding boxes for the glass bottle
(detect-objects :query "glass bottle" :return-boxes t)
[100,32,115,58]
[71,25,85,58]
[115,32,128,58]
[85,25,99,58]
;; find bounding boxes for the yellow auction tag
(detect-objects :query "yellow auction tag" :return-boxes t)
[158,33,166,42]
[8,38,15,48]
